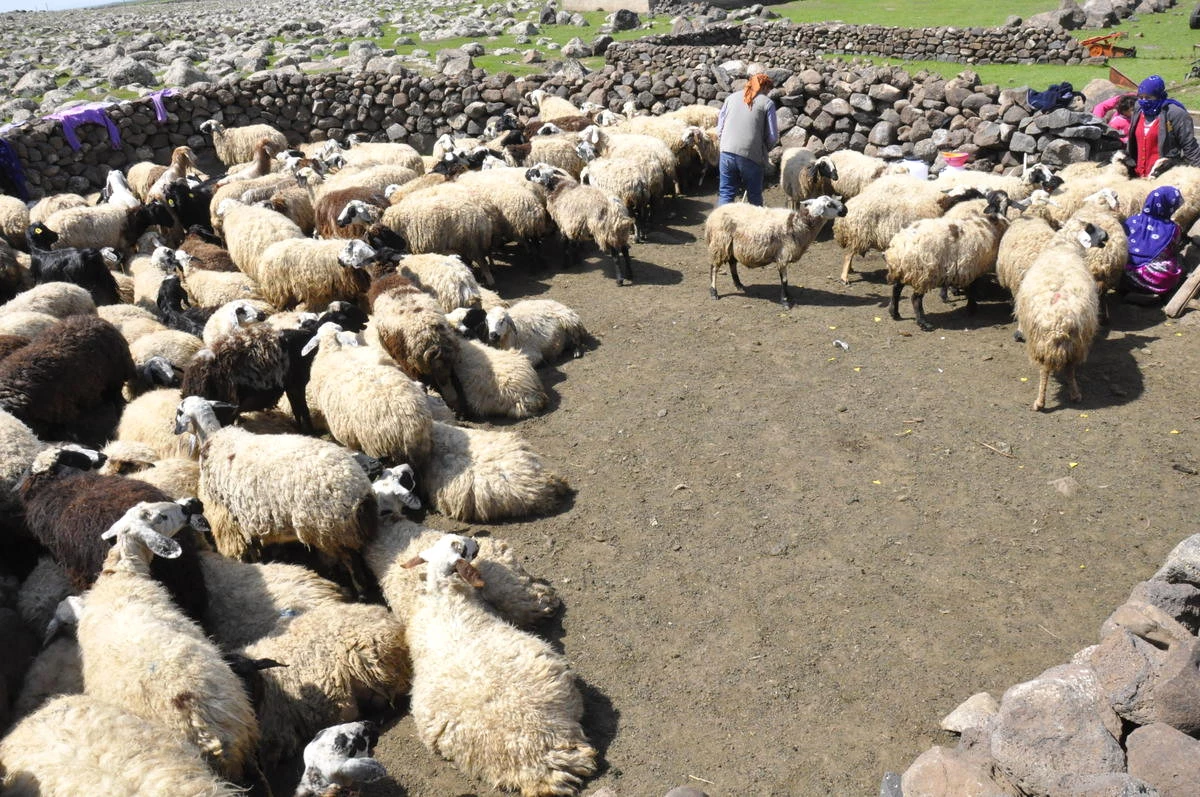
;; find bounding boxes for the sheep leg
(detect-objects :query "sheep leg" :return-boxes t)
[889,282,903,320]
[964,278,981,316]
[778,266,793,310]
[1098,285,1110,325]
[621,246,633,282]
[729,262,745,291]
[1013,327,1026,343]
[475,257,496,287]
[709,261,719,299]
[1066,364,1082,403]
[611,248,631,287]
[1033,368,1049,411]
[284,379,315,436]
[840,251,855,284]
[912,292,934,332]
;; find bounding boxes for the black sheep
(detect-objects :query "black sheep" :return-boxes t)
[25,223,122,306]
[180,323,315,434]
[155,273,215,337]
[163,180,214,230]
[17,445,209,622]
[0,315,134,446]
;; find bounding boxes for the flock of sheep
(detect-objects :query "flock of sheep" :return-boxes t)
[0,80,1192,796]
[724,146,1199,411]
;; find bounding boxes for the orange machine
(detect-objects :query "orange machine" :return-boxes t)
[1081,32,1137,58]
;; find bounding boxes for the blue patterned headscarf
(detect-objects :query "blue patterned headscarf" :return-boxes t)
[1124,185,1183,264]
[1137,75,1187,120]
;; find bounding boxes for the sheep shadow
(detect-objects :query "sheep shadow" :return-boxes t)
[577,677,620,779]
[1105,299,1176,332]
[1070,329,1149,410]
[657,195,715,229]
[711,282,882,309]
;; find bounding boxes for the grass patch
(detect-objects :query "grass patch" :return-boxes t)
[772,0,1200,106]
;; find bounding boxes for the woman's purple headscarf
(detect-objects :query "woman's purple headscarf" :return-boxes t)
[1124,185,1183,264]
[1137,75,1187,120]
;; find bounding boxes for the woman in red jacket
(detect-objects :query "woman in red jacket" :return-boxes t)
[1126,75,1200,177]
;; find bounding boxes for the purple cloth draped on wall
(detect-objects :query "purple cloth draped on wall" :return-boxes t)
[146,88,177,123]
[45,103,121,151]
[0,139,29,200]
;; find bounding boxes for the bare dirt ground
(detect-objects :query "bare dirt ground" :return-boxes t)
[334,182,1200,796]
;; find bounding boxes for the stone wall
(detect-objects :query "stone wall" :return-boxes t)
[0,50,1118,198]
[607,20,1089,67]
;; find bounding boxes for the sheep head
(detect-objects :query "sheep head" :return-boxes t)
[372,464,422,515]
[173,395,235,438]
[446,306,488,341]
[44,595,84,646]
[336,199,381,229]
[338,239,378,272]
[295,721,386,797]
[139,356,178,389]
[299,321,361,357]
[524,162,561,190]
[100,500,197,571]
[983,190,1011,217]
[1083,187,1120,211]
[799,195,847,221]
[198,119,223,135]
[484,306,516,348]
[401,533,485,589]
[28,444,106,478]
[25,222,59,250]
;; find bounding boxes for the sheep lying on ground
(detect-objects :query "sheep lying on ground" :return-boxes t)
[454,337,547,420]
[706,195,847,309]
[75,503,259,780]
[303,321,434,464]
[485,299,587,366]
[0,694,243,796]
[294,721,387,797]
[1016,219,1110,411]
[884,190,1012,331]
[402,535,596,796]
[421,420,569,522]
[174,396,377,566]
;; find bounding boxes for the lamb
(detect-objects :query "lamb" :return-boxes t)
[422,420,570,522]
[215,137,281,186]
[17,444,209,620]
[303,321,434,464]
[779,149,839,208]
[25,222,122,305]
[0,281,95,318]
[454,338,547,419]
[174,395,378,564]
[706,195,847,309]
[200,119,289,168]
[387,251,484,313]
[315,186,388,239]
[156,272,218,337]
[0,694,243,796]
[1016,219,1110,411]
[200,298,271,345]
[42,200,175,252]
[144,146,200,202]
[253,237,375,311]
[402,534,596,796]
[74,505,259,780]
[834,178,984,284]
[364,514,562,632]
[884,190,1012,331]
[485,299,587,366]
[98,169,141,209]
[216,198,304,281]
[525,163,636,285]
[381,183,496,284]
[827,149,910,200]
[0,314,133,445]
[294,721,387,797]
[366,274,465,412]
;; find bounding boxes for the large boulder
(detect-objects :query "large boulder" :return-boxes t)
[106,57,158,87]
[12,69,59,98]
[608,9,640,31]
[162,58,210,88]
[1126,723,1200,797]
[435,48,473,76]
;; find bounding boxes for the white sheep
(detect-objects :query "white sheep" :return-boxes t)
[215,198,304,282]
[996,215,1057,296]
[178,250,263,307]
[382,184,496,285]
[665,103,720,128]
[454,337,547,419]
[933,162,1063,201]
[76,504,259,780]
[422,420,569,522]
[485,299,587,366]
[0,281,95,318]
[706,195,847,309]
[12,634,81,721]
[240,600,410,768]
[527,88,584,123]
[390,252,483,312]
[0,310,59,338]
[173,395,378,564]
[779,148,839,208]
[130,456,201,500]
[364,515,562,632]
[0,694,243,796]
[1016,219,1110,411]
[0,407,44,518]
[833,178,984,284]
[294,721,387,797]
[42,201,174,252]
[116,387,195,460]
[884,191,1012,331]
[0,195,29,248]
[1069,187,1129,323]
[27,193,86,225]
[403,534,596,796]
[200,298,270,346]
[16,556,71,639]
[253,237,374,311]
[199,119,289,168]
[456,166,555,258]
[827,149,911,199]
[303,321,434,463]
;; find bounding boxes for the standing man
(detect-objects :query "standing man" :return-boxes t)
[1126,74,1200,177]
[716,73,778,206]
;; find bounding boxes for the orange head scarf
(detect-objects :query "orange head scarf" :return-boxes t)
[744,74,773,106]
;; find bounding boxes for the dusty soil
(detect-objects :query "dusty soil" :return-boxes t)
[343,183,1199,796]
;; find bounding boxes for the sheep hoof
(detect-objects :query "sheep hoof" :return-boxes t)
[917,320,934,332]
[709,287,718,299]
[616,278,626,287]
[1032,401,1045,412]
[780,300,792,311]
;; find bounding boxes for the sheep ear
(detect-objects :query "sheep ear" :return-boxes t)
[401,556,426,569]
[137,527,183,559]
[455,559,486,588]
[300,335,322,357]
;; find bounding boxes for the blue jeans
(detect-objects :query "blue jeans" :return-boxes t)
[717,152,765,206]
